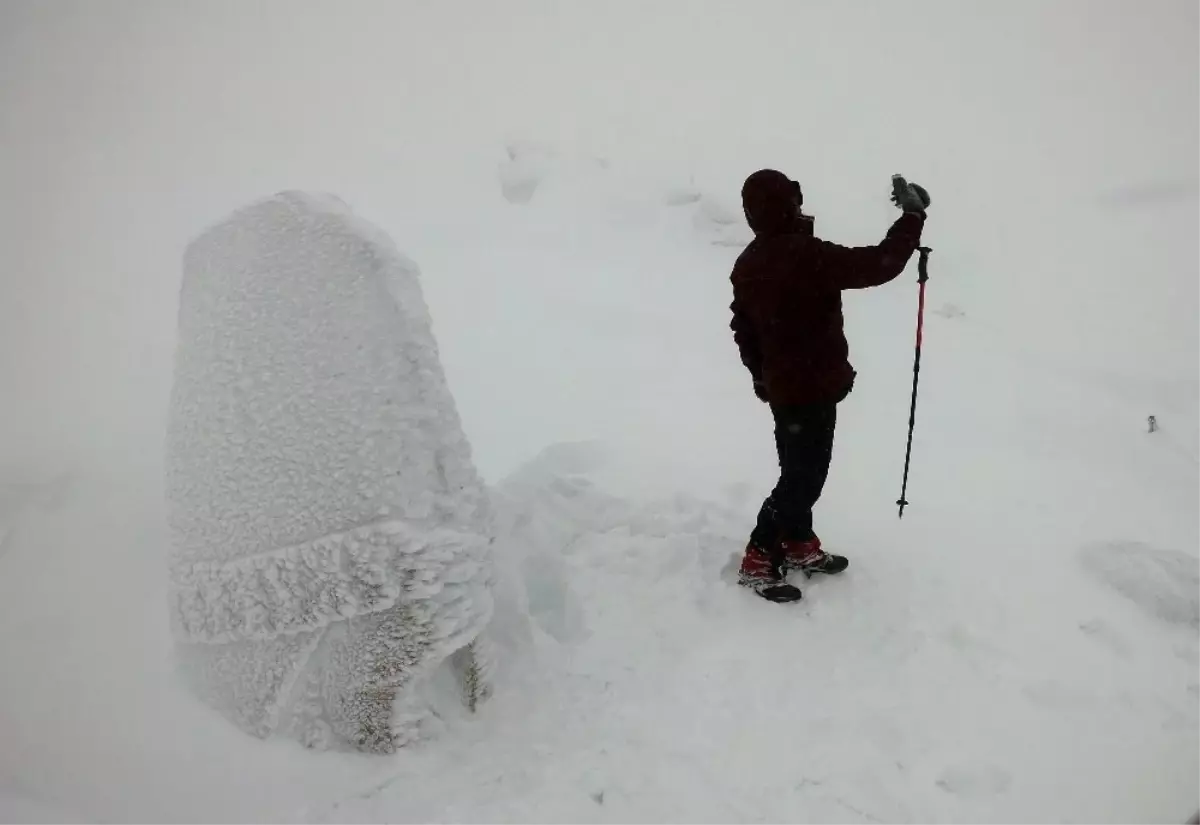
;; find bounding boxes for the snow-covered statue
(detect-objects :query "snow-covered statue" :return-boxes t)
[165,192,494,753]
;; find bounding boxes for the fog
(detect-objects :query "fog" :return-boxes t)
[2,0,1196,478]
[1,4,1198,820]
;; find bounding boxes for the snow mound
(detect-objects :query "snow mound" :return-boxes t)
[489,442,621,645]
[166,191,494,752]
[496,141,621,208]
[498,141,557,205]
[662,186,748,247]
[1080,540,1200,628]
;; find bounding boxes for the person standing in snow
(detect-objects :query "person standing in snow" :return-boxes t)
[730,169,929,602]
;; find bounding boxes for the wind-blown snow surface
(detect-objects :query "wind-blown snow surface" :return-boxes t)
[2,158,1196,822]
[2,2,1198,823]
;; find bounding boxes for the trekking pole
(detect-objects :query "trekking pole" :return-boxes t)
[897,246,931,518]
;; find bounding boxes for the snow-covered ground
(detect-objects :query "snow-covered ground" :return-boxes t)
[1,2,1197,822]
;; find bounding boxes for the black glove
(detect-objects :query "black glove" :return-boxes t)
[834,370,857,404]
[753,378,769,403]
[891,175,930,215]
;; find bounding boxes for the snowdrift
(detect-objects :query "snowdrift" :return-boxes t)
[165,192,497,752]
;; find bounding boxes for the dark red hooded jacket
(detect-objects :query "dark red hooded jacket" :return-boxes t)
[730,169,925,406]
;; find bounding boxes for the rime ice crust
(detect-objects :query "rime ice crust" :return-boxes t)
[166,192,493,752]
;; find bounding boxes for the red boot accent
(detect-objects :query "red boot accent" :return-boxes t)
[782,535,849,577]
[781,535,824,569]
[737,543,802,602]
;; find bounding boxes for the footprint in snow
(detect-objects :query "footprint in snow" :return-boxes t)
[936,764,1012,797]
[1078,618,1133,658]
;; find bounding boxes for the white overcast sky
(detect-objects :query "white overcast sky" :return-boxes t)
[1,0,1196,466]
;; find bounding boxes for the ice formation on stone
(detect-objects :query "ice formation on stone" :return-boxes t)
[166,191,493,752]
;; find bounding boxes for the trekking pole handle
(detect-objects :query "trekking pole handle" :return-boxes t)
[917,246,931,284]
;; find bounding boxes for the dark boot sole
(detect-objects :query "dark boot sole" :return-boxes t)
[737,576,803,603]
[792,557,850,579]
[758,583,803,602]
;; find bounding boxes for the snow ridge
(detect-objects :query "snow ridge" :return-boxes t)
[170,520,489,644]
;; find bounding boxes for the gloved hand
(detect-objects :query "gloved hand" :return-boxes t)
[891,175,930,215]
[833,370,857,404]
[753,378,769,403]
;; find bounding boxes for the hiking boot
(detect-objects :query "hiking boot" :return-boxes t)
[737,542,802,603]
[781,535,849,578]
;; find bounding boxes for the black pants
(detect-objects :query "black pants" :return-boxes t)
[749,401,837,556]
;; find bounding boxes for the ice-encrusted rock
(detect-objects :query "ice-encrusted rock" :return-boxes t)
[166,191,494,752]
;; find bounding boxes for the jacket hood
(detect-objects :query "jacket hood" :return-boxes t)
[741,169,802,236]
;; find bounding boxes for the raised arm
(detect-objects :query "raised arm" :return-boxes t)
[814,175,931,290]
[812,211,926,290]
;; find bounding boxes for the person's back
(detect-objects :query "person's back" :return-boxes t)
[728,169,929,602]
[731,169,925,407]
[733,227,853,407]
